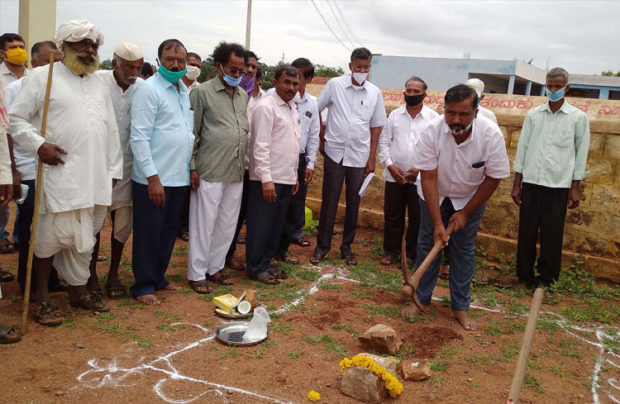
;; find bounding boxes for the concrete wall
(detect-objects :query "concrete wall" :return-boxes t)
[370,55,517,91]
[306,83,620,282]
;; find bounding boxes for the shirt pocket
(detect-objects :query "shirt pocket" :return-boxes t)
[468,164,486,183]
[551,130,573,149]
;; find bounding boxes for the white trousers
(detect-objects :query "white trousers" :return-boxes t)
[34,205,108,286]
[188,180,243,281]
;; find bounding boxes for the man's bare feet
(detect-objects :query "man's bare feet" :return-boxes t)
[452,310,477,330]
[136,294,160,305]
[161,284,180,291]
[402,302,429,318]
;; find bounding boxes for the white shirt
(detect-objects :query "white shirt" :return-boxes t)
[247,88,265,128]
[0,62,27,91]
[318,75,386,167]
[249,91,300,185]
[478,106,498,125]
[4,78,36,180]
[9,62,122,213]
[378,104,438,183]
[414,114,510,210]
[97,70,143,201]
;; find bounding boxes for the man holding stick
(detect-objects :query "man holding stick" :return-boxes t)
[9,19,122,325]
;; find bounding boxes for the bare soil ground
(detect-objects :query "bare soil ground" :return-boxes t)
[0,206,618,404]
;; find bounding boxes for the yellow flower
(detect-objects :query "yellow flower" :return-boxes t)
[307,390,321,401]
[338,355,404,398]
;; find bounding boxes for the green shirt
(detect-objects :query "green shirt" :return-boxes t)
[513,100,590,188]
[189,78,249,182]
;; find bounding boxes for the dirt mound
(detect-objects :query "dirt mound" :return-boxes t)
[407,326,463,357]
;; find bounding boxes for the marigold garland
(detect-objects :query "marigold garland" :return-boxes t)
[339,355,404,398]
[307,390,321,401]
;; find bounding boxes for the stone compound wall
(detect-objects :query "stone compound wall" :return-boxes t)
[305,84,620,282]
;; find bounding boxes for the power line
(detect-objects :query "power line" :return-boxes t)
[309,0,351,51]
[332,0,363,47]
[325,0,356,49]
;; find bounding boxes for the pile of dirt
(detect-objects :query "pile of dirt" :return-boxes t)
[407,326,463,357]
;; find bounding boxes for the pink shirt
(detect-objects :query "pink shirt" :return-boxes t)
[249,91,300,185]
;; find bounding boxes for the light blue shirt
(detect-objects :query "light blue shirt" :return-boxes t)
[130,73,194,186]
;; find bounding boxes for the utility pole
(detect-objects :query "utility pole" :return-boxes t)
[245,0,252,49]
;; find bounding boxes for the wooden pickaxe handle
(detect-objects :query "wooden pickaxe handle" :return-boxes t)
[402,222,455,312]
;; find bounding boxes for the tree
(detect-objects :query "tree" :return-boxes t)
[99,58,112,70]
[314,64,344,77]
[601,70,620,77]
[198,56,217,82]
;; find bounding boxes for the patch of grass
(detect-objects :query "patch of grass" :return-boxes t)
[132,335,152,348]
[549,365,568,378]
[403,314,426,323]
[551,259,619,300]
[199,285,234,302]
[257,281,306,300]
[439,295,450,307]
[157,323,186,332]
[348,261,402,292]
[479,292,497,308]
[527,359,542,371]
[286,351,304,359]
[293,268,321,282]
[438,347,460,358]
[331,324,360,339]
[506,298,528,316]
[271,321,293,335]
[561,297,616,325]
[362,304,401,318]
[429,376,444,385]
[118,298,146,310]
[524,374,544,393]
[166,273,184,282]
[260,338,276,349]
[59,318,77,329]
[220,349,238,359]
[485,320,502,336]
[369,235,383,258]
[430,361,449,372]
[97,312,118,321]
[504,320,526,333]
[467,356,489,365]
[318,280,343,291]
[244,349,265,359]
[304,334,347,357]
[396,342,416,359]
[175,287,194,295]
[559,348,581,359]
[352,288,369,299]
[537,318,561,332]
[173,246,188,257]
[153,311,182,322]
[603,335,618,354]
[470,380,483,388]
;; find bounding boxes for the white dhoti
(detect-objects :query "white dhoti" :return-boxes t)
[34,205,108,286]
[110,200,133,243]
[188,180,243,281]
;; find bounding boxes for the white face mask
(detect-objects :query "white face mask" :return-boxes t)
[185,65,201,81]
[352,72,368,85]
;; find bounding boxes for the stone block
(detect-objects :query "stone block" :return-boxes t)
[399,360,431,381]
[341,366,388,403]
[359,324,403,355]
[603,134,620,160]
[586,158,615,185]
[356,353,398,375]
[588,133,606,158]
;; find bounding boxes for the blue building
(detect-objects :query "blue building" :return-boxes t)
[369,55,620,100]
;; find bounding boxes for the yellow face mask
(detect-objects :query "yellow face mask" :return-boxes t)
[4,48,28,65]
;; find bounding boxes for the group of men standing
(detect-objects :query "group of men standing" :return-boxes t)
[0,17,590,340]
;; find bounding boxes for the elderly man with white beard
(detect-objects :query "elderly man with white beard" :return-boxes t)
[9,19,122,326]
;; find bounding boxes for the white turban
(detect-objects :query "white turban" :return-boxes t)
[56,19,104,46]
[113,42,143,62]
[465,78,485,98]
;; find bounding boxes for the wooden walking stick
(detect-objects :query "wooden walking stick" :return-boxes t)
[506,287,545,403]
[20,54,55,333]
[401,222,454,312]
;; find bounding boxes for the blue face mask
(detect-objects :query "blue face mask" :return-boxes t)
[220,66,242,87]
[545,87,565,102]
[159,65,187,83]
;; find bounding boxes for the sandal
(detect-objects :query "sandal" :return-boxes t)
[343,254,357,266]
[380,255,396,266]
[206,273,233,286]
[179,231,189,242]
[293,237,311,247]
[96,254,107,262]
[226,256,246,272]
[251,270,279,285]
[189,280,212,294]
[0,269,14,282]
[309,253,324,266]
[35,300,65,326]
[0,239,16,254]
[236,236,246,244]
[105,278,127,299]
[0,327,21,344]
[70,292,110,312]
[268,267,289,280]
[276,251,299,264]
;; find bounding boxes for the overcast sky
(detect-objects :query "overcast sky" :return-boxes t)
[1,0,618,76]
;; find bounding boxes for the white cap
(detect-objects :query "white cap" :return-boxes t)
[56,19,104,46]
[113,42,143,61]
[465,78,485,98]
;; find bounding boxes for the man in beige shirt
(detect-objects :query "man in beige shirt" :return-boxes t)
[246,65,300,285]
[187,42,249,293]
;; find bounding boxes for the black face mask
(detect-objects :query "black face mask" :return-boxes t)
[404,93,425,107]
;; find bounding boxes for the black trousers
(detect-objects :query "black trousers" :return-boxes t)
[15,179,60,294]
[278,154,307,253]
[131,181,187,297]
[227,170,250,258]
[246,180,292,277]
[178,187,190,236]
[383,181,419,260]
[314,154,365,258]
[516,183,569,286]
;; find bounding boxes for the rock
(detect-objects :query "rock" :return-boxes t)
[356,353,398,375]
[75,343,85,349]
[341,366,387,403]
[399,360,431,381]
[359,324,402,355]
[55,390,65,397]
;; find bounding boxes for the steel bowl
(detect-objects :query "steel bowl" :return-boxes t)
[215,321,268,346]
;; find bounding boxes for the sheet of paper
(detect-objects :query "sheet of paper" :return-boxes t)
[358,173,375,197]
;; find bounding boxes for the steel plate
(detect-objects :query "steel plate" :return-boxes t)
[215,321,268,346]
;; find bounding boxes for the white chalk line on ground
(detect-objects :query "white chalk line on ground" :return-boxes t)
[72,264,618,403]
